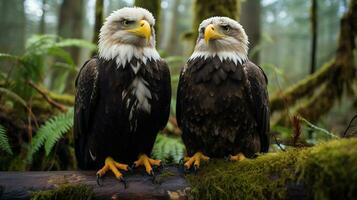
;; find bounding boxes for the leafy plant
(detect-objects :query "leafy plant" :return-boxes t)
[0,124,13,155]
[28,107,74,160]
[0,35,96,98]
[151,134,185,163]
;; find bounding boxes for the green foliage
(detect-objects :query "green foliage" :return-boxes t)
[0,87,28,108]
[31,184,93,200]
[188,138,357,200]
[29,107,74,160]
[151,134,185,163]
[0,124,13,155]
[0,53,20,61]
[0,35,96,98]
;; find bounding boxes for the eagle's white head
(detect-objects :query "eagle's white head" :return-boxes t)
[98,7,160,67]
[190,16,249,65]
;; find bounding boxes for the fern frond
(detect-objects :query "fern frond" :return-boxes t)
[152,134,185,163]
[0,124,13,155]
[44,107,74,155]
[0,53,20,61]
[55,39,97,51]
[30,107,74,159]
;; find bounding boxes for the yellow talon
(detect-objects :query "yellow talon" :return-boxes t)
[229,153,246,161]
[184,152,209,170]
[96,157,129,179]
[133,154,161,175]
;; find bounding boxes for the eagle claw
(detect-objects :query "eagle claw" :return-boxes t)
[96,174,103,186]
[119,177,128,189]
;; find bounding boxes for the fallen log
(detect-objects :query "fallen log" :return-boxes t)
[0,166,190,200]
[0,138,356,200]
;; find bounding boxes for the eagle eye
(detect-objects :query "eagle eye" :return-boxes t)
[122,19,135,26]
[221,25,231,32]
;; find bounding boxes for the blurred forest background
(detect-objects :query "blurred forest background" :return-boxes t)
[0,0,356,171]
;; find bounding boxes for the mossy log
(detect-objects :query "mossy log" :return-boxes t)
[0,139,356,200]
[0,166,190,200]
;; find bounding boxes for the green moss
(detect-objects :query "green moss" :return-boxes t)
[158,170,176,178]
[31,184,93,200]
[187,138,357,200]
[48,93,74,106]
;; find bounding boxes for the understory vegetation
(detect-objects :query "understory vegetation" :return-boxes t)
[0,0,356,182]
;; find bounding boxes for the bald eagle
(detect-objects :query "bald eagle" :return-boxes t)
[177,17,269,170]
[74,7,171,184]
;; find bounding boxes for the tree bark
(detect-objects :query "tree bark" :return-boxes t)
[58,0,84,64]
[165,0,181,54]
[39,0,47,34]
[240,0,261,64]
[0,0,25,55]
[92,0,104,48]
[310,0,318,74]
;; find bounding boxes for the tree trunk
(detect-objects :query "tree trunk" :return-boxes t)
[240,0,261,64]
[92,0,104,48]
[0,0,25,55]
[192,0,241,47]
[165,0,181,54]
[58,0,84,64]
[39,0,47,34]
[310,0,318,74]
[134,0,161,44]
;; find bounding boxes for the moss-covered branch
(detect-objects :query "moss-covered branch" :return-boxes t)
[269,60,335,112]
[188,138,357,200]
[0,139,356,199]
[270,0,357,123]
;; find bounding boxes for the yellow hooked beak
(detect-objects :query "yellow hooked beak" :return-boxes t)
[204,24,224,44]
[127,20,151,42]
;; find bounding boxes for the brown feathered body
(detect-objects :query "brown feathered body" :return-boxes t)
[177,56,269,158]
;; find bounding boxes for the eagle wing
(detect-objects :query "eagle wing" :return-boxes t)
[156,60,172,130]
[244,61,270,152]
[74,58,99,169]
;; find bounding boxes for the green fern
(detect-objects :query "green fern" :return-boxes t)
[29,107,74,159]
[0,53,20,61]
[151,134,185,163]
[0,124,13,155]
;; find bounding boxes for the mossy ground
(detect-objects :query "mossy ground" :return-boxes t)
[187,138,357,200]
[31,184,93,200]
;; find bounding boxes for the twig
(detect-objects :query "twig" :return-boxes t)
[342,114,357,137]
[271,131,286,151]
[292,116,302,146]
[298,116,339,138]
[27,81,68,112]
